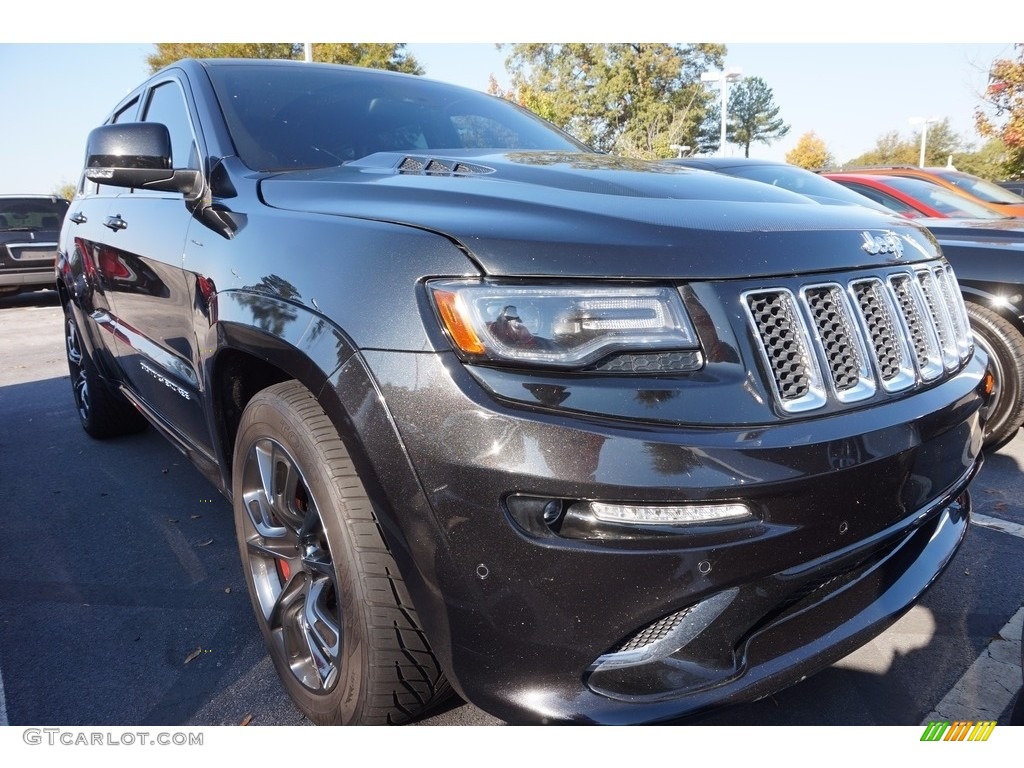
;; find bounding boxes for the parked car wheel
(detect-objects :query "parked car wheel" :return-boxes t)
[232,381,451,725]
[965,303,1024,450]
[64,303,146,438]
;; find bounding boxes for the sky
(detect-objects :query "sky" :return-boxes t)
[0,6,1015,195]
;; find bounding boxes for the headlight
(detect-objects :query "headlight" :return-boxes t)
[429,280,700,369]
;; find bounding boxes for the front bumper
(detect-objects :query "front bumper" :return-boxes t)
[339,348,986,724]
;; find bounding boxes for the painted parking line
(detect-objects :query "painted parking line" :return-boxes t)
[0,657,7,727]
[923,513,1024,724]
[922,606,1024,723]
[972,513,1024,540]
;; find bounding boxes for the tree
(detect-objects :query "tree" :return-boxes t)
[846,129,916,166]
[953,137,1011,180]
[147,43,422,75]
[845,118,962,167]
[976,44,1024,178]
[52,181,77,201]
[913,118,962,167]
[694,101,722,155]
[724,76,789,157]
[497,44,725,158]
[785,131,834,169]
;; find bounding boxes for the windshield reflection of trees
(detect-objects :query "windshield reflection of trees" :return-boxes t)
[503,151,680,173]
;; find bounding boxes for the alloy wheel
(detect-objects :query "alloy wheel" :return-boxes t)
[240,437,342,693]
[65,314,90,423]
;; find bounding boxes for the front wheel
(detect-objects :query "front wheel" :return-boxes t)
[232,381,451,725]
[966,303,1024,451]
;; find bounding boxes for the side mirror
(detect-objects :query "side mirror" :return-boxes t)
[84,123,202,198]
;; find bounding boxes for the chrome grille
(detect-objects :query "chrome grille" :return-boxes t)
[916,269,959,371]
[745,290,825,411]
[745,265,972,413]
[889,274,943,381]
[850,279,916,392]
[612,607,692,653]
[802,285,875,402]
[936,265,973,360]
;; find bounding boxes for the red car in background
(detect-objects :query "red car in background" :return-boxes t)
[823,172,1013,220]
[859,166,1024,217]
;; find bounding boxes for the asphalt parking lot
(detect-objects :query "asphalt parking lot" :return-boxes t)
[1,289,1021,727]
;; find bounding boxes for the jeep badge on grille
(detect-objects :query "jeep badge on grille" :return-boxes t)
[861,231,904,259]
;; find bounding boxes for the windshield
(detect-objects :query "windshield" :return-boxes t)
[206,63,588,172]
[726,164,891,209]
[0,197,69,231]
[881,175,1009,219]
[932,169,1024,205]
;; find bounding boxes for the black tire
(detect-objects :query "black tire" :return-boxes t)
[232,381,451,725]
[63,302,147,439]
[1012,689,1024,726]
[966,303,1024,451]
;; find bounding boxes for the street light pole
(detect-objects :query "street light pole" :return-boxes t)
[701,67,743,155]
[909,116,939,167]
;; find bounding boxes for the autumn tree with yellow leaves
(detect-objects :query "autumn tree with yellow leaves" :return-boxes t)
[785,131,834,169]
[976,44,1024,178]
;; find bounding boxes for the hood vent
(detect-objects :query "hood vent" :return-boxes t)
[398,156,494,177]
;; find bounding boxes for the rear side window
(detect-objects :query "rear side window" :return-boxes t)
[0,197,70,231]
[839,183,923,218]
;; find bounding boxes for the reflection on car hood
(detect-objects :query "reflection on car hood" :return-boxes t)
[259,150,939,279]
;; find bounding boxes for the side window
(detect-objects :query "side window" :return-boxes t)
[846,184,920,217]
[142,81,200,173]
[112,97,140,125]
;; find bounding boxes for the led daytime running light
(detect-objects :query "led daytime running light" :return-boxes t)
[587,501,752,525]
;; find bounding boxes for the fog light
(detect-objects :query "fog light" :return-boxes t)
[541,500,564,525]
[581,501,752,525]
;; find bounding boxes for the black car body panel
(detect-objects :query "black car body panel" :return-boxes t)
[997,180,1024,197]
[260,158,944,280]
[57,59,988,724]
[926,221,1024,328]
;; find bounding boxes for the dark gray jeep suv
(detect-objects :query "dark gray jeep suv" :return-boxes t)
[57,59,989,725]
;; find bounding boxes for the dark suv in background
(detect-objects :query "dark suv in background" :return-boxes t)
[0,195,68,297]
[57,59,989,725]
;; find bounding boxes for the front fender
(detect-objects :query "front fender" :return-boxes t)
[212,289,358,394]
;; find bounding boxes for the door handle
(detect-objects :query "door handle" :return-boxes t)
[103,215,127,232]
[69,212,87,225]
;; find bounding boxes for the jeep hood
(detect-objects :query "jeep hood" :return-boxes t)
[258,151,941,279]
